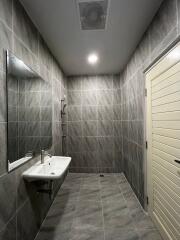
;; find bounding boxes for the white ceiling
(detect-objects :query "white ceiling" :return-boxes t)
[20,0,163,76]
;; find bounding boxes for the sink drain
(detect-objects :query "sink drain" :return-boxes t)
[51,172,55,175]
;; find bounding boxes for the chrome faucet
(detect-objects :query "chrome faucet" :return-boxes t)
[41,150,52,164]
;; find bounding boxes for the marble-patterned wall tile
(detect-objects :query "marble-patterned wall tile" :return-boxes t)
[0,71,6,122]
[82,106,98,120]
[82,75,97,90]
[98,120,113,137]
[0,171,16,230]
[68,121,82,137]
[0,21,12,72]
[14,36,38,72]
[83,137,99,152]
[68,106,82,121]
[0,215,16,240]
[68,91,81,105]
[83,121,98,137]
[68,76,82,90]
[98,150,114,168]
[13,0,38,55]
[81,90,97,105]
[0,0,12,28]
[96,75,113,90]
[98,106,114,120]
[97,90,113,105]
[150,0,177,54]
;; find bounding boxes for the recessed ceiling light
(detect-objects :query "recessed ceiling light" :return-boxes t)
[87,53,99,65]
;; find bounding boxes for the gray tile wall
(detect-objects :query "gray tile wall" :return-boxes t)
[0,0,66,239]
[67,75,123,173]
[67,0,179,208]
[120,0,179,206]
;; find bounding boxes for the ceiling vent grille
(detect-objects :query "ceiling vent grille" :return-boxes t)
[78,0,108,30]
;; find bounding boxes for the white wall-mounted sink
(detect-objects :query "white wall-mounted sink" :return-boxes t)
[23,156,71,181]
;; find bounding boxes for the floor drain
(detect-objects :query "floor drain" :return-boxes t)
[100,174,104,177]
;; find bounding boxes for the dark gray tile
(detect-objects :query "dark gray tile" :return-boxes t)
[0,72,6,122]
[82,76,97,90]
[97,90,113,105]
[73,200,103,228]
[41,107,52,121]
[17,200,41,240]
[83,121,97,136]
[67,136,82,152]
[83,137,98,151]
[129,121,137,142]
[0,172,16,230]
[79,185,101,202]
[98,120,113,137]
[40,92,52,107]
[0,0,12,28]
[68,121,82,137]
[150,0,177,53]
[98,150,114,168]
[113,121,122,137]
[68,106,82,121]
[69,152,83,168]
[82,151,98,168]
[113,105,121,120]
[113,75,121,89]
[68,76,82,90]
[13,0,38,55]
[98,106,114,120]
[113,89,121,104]
[97,75,113,90]
[38,37,52,69]
[105,227,139,240]
[82,90,97,106]
[103,199,133,229]
[114,137,123,152]
[0,22,12,72]
[82,106,98,120]
[0,215,16,240]
[138,228,162,240]
[98,137,114,151]
[137,121,144,146]
[68,91,81,105]
[41,122,52,136]
[14,36,38,72]
[0,122,7,175]
[70,226,104,240]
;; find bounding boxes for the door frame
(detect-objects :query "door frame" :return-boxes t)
[144,41,180,240]
[143,36,180,211]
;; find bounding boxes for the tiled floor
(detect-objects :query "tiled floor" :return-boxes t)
[35,173,162,240]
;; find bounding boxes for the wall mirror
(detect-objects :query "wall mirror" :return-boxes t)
[6,50,52,171]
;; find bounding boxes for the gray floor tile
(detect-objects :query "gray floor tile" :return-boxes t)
[73,200,103,228]
[105,227,139,240]
[35,173,161,240]
[103,199,134,229]
[69,226,104,240]
[79,185,101,202]
[138,228,163,240]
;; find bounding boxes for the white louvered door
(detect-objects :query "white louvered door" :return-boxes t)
[146,43,180,240]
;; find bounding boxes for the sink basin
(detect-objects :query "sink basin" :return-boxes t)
[23,156,71,181]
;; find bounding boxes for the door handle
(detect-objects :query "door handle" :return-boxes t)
[174,160,180,164]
